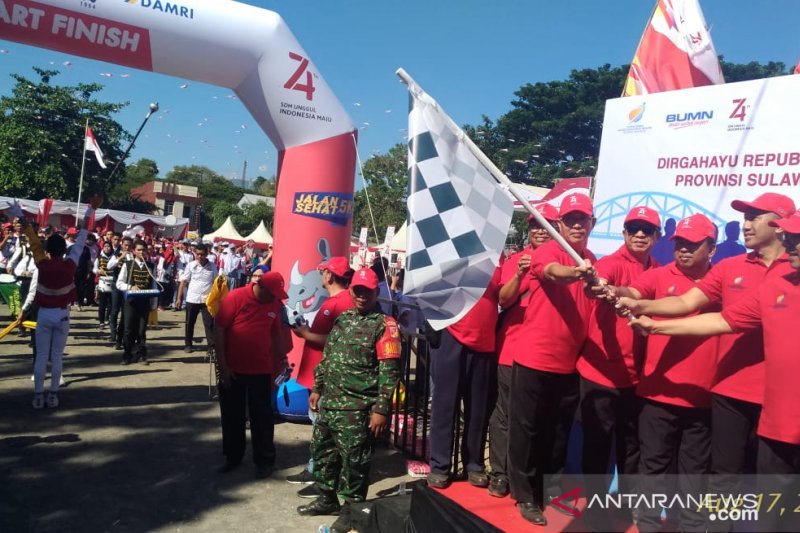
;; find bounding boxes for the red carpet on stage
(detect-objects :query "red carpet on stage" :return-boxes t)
[431,481,639,532]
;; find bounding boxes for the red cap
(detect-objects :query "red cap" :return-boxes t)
[1,222,11,229]
[731,193,796,219]
[527,202,559,223]
[66,227,78,235]
[559,193,593,217]
[671,213,717,243]
[769,210,800,234]
[258,271,288,300]
[350,268,379,290]
[318,256,354,278]
[624,206,661,228]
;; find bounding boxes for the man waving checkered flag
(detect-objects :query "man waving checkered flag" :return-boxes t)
[402,74,513,330]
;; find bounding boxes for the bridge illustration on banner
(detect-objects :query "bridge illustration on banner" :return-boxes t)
[592,191,727,245]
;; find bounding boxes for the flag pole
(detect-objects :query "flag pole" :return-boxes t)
[76,118,89,225]
[395,68,586,269]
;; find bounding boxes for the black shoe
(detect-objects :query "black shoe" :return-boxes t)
[114,344,123,351]
[184,345,193,353]
[548,494,576,517]
[216,461,241,474]
[467,470,490,488]
[487,474,509,497]
[426,472,451,489]
[518,502,547,526]
[297,494,341,516]
[139,357,149,366]
[286,469,316,484]
[121,359,132,366]
[297,484,322,499]
[254,464,272,479]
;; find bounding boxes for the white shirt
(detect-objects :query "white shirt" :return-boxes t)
[220,252,243,276]
[180,259,217,304]
[116,259,155,292]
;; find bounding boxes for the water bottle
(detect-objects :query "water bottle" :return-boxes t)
[274,362,295,386]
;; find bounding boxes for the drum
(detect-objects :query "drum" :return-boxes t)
[0,273,16,284]
[97,276,114,293]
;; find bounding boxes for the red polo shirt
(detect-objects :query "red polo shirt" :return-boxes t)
[722,270,800,445]
[496,248,536,366]
[514,240,596,374]
[696,252,791,404]
[447,267,501,353]
[215,285,283,375]
[578,245,658,388]
[631,264,720,408]
[296,289,354,389]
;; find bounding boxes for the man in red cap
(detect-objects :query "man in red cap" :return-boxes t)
[577,205,661,530]
[286,256,354,490]
[508,192,597,525]
[298,267,400,523]
[609,212,719,532]
[621,193,795,524]
[487,202,559,498]
[630,209,800,533]
[214,271,292,479]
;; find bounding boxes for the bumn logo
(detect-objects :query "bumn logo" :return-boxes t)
[284,52,316,101]
[729,99,748,122]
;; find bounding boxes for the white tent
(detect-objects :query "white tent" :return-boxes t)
[202,216,245,244]
[390,221,407,252]
[243,220,273,247]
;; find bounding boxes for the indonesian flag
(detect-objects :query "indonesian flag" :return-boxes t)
[85,126,107,169]
[623,0,724,96]
[37,198,53,226]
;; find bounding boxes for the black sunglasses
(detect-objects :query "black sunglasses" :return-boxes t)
[624,224,659,236]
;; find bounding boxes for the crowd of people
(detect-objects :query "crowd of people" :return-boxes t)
[4,189,800,532]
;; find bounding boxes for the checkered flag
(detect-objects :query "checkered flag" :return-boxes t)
[403,80,513,330]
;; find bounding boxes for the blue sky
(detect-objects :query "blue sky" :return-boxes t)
[1,1,798,187]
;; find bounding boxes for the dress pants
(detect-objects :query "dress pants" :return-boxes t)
[707,393,761,532]
[756,437,800,532]
[109,288,124,343]
[428,329,494,477]
[218,373,275,467]
[507,363,579,507]
[33,306,70,394]
[122,298,149,362]
[637,399,711,533]
[184,302,214,349]
[97,291,111,324]
[488,363,512,479]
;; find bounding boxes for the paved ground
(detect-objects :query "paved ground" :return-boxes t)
[0,307,411,532]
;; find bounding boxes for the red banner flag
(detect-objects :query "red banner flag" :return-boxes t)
[85,126,107,169]
[623,0,724,96]
[37,198,53,226]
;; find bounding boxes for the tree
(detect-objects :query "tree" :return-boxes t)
[165,165,245,233]
[720,58,787,83]
[0,68,130,200]
[353,143,408,237]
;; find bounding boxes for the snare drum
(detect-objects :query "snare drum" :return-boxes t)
[0,273,16,284]
[97,276,114,293]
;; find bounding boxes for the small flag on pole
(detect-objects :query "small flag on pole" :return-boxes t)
[623,0,724,96]
[403,77,513,330]
[85,126,107,168]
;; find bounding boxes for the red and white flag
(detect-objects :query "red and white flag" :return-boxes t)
[84,126,107,169]
[623,0,724,96]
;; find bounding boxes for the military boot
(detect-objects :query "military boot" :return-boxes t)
[297,490,341,516]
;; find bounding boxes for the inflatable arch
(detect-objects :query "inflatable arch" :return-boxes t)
[1,0,357,385]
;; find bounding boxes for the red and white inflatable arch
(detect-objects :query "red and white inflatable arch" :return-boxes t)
[1,0,357,373]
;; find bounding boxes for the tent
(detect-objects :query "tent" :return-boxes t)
[0,195,189,237]
[242,220,273,248]
[202,216,246,244]
[389,221,406,252]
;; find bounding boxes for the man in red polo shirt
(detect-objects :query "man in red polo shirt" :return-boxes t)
[620,193,795,527]
[426,265,502,490]
[507,192,597,526]
[577,205,661,531]
[630,210,800,533]
[286,256,354,489]
[611,213,719,533]
[488,202,559,498]
[214,271,292,479]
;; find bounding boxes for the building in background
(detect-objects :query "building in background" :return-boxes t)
[131,181,202,229]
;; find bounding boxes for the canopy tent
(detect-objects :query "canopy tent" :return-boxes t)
[389,221,407,252]
[510,184,548,210]
[202,216,246,245]
[0,195,189,238]
[242,220,273,248]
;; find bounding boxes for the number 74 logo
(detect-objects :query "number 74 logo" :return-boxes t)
[284,52,316,101]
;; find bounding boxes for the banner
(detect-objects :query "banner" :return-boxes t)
[1,0,357,379]
[592,75,800,258]
[382,225,395,256]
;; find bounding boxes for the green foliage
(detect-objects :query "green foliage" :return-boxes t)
[0,68,129,200]
[719,58,787,83]
[353,143,408,237]
[164,165,247,233]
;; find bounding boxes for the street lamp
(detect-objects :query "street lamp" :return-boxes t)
[107,102,159,183]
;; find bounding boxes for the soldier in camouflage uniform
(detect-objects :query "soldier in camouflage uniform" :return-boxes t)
[297,267,401,518]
